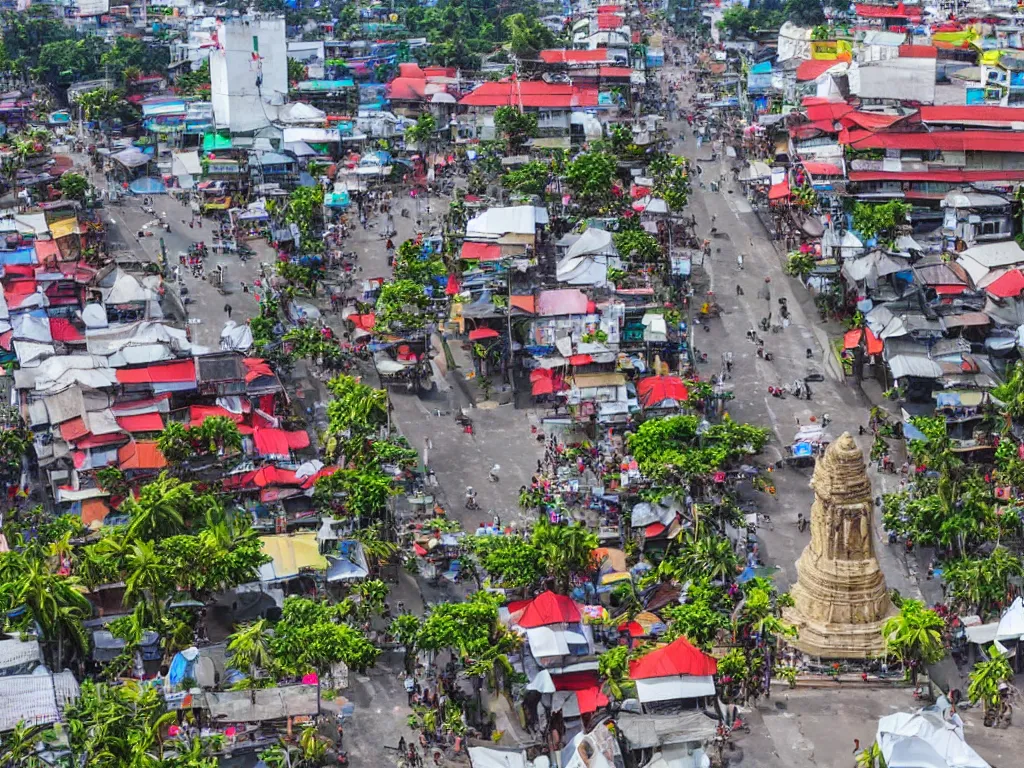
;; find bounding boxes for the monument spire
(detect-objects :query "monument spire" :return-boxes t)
[785,433,893,658]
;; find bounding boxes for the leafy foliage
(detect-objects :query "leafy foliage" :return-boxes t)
[881,599,945,683]
[613,229,662,263]
[493,106,538,151]
[565,152,618,212]
[852,200,910,241]
[502,161,550,197]
[628,415,769,482]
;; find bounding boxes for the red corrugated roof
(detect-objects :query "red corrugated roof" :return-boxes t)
[843,111,907,130]
[629,637,718,679]
[899,45,937,58]
[116,359,196,384]
[189,404,244,425]
[841,128,1024,153]
[459,81,599,108]
[919,105,1024,125]
[849,169,1024,182]
[597,13,623,28]
[116,413,164,432]
[805,101,854,125]
[461,241,502,261]
[34,240,60,261]
[60,417,89,441]
[119,440,167,470]
[386,77,427,102]
[803,161,843,176]
[76,432,127,449]
[637,376,689,407]
[600,66,633,78]
[539,49,608,64]
[511,294,536,313]
[796,59,842,81]
[855,2,921,18]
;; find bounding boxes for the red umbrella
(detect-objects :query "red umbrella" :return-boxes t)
[468,328,500,341]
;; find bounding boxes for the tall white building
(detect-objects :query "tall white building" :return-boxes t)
[210,16,288,134]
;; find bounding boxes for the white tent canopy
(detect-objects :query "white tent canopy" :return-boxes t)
[635,675,716,703]
[876,709,989,768]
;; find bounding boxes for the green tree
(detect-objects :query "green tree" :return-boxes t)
[785,0,826,27]
[175,59,210,97]
[503,12,555,58]
[565,151,618,212]
[227,619,276,687]
[880,599,945,687]
[531,520,599,593]
[287,57,308,83]
[493,106,538,151]
[852,200,910,242]
[404,112,438,148]
[73,88,139,125]
[598,645,634,700]
[967,648,1013,714]
[58,172,89,202]
[613,229,662,263]
[502,161,550,197]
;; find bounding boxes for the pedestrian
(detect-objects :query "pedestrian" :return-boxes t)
[405,674,416,705]
[224,304,232,318]
[736,284,744,296]
[737,253,744,270]
[336,724,343,747]
[725,352,733,373]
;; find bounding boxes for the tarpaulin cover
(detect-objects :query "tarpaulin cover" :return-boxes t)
[349,313,375,331]
[116,413,164,432]
[844,329,863,349]
[803,161,842,176]
[116,360,196,384]
[866,328,884,355]
[628,637,718,679]
[75,432,126,449]
[0,247,37,265]
[243,358,275,383]
[468,328,500,340]
[637,376,689,407]
[60,417,89,442]
[128,177,166,195]
[514,590,582,628]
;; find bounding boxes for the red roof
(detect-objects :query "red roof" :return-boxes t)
[116,359,196,385]
[34,240,60,261]
[552,670,600,691]
[118,440,167,470]
[116,413,164,432]
[796,59,841,82]
[459,81,599,108]
[855,2,921,19]
[840,128,1024,153]
[243,358,275,383]
[349,313,376,331]
[645,521,668,538]
[899,45,937,58]
[461,241,502,261]
[600,66,633,79]
[803,161,842,176]
[768,180,790,200]
[189,404,244,425]
[919,105,1024,125]
[637,376,689,408]
[849,169,1024,183]
[386,77,427,102]
[75,432,128,449]
[843,111,907,130]
[597,13,623,28]
[516,591,582,628]
[49,317,84,342]
[253,427,310,457]
[468,328,500,341]
[628,637,718,679]
[59,417,89,441]
[539,49,608,64]
[575,687,609,714]
[986,269,1024,298]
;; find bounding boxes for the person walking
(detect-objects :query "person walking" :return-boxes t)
[224,303,232,318]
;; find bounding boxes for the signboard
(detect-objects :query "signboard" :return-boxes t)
[810,40,852,61]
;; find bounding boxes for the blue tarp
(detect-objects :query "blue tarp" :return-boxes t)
[0,247,37,265]
[129,177,167,195]
[792,442,813,457]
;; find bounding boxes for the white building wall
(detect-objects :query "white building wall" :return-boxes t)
[210,16,288,134]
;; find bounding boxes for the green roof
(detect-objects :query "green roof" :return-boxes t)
[202,133,233,151]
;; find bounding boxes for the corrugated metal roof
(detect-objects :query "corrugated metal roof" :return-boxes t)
[841,128,1024,153]
[459,81,599,108]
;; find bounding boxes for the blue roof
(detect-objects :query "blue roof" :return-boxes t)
[0,247,37,266]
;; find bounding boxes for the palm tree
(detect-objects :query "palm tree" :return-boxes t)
[15,559,91,668]
[351,523,398,574]
[0,721,49,768]
[194,416,242,456]
[156,421,194,465]
[122,473,189,540]
[123,540,167,620]
[881,599,945,689]
[227,620,275,686]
